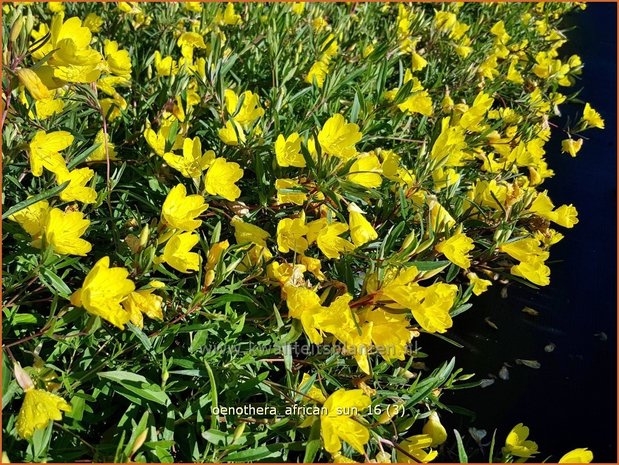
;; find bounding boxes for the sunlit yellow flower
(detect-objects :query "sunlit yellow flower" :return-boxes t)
[34,208,92,256]
[161,232,201,273]
[582,103,604,129]
[29,130,73,177]
[559,448,593,463]
[317,114,362,160]
[397,434,438,463]
[502,423,538,458]
[435,232,474,269]
[347,153,382,188]
[164,137,215,178]
[316,222,355,259]
[162,184,209,231]
[422,412,448,447]
[348,203,378,247]
[232,217,270,247]
[320,389,371,455]
[70,256,135,329]
[561,138,583,157]
[468,272,492,295]
[277,217,309,254]
[275,133,305,167]
[204,158,243,201]
[55,167,97,204]
[122,289,164,329]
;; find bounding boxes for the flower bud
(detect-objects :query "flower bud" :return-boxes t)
[422,411,447,446]
[13,362,34,391]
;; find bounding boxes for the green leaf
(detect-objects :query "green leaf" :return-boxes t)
[2,181,69,220]
[454,429,469,463]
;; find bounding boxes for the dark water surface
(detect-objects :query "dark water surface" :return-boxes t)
[425,4,617,462]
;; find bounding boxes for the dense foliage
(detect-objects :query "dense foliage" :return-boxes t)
[2,2,603,463]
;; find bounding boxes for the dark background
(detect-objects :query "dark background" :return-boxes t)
[426,4,617,462]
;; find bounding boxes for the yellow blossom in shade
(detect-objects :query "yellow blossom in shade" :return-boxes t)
[316,222,355,259]
[154,51,178,77]
[267,261,306,287]
[361,307,412,361]
[216,2,242,26]
[511,256,551,286]
[502,423,539,458]
[218,119,246,146]
[348,203,378,247]
[29,130,73,177]
[33,208,92,256]
[103,40,132,78]
[320,389,371,455]
[177,32,207,61]
[161,232,201,273]
[204,158,243,201]
[468,272,492,296]
[35,97,65,120]
[277,217,309,254]
[223,89,264,128]
[122,289,164,329]
[317,114,362,160]
[300,255,326,281]
[298,373,326,404]
[435,232,474,269]
[285,286,326,344]
[84,13,103,32]
[232,217,270,247]
[397,434,439,463]
[16,388,71,439]
[144,126,166,156]
[70,256,134,329]
[161,184,208,231]
[88,130,117,162]
[582,103,604,129]
[55,167,97,204]
[306,60,329,88]
[559,448,594,463]
[561,138,583,157]
[347,153,382,188]
[275,133,305,167]
[164,137,215,178]
[17,68,52,100]
[291,2,305,15]
[205,240,229,273]
[398,91,433,117]
[422,411,448,447]
[8,200,50,240]
[275,178,307,205]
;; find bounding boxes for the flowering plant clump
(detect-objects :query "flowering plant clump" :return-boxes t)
[2,2,603,463]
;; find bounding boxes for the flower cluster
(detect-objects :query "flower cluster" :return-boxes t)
[2,2,603,463]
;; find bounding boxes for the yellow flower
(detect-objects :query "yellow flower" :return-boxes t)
[154,51,179,77]
[232,217,270,247]
[34,208,92,256]
[275,133,305,167]
[177,32,207,62]
[422,412,447,447]
[70,256,135,329]
[84,13,103,32]
[502,423,538,458]
[29,130,73,177]
[8,200,50,241]
[561,138,583,157]
[397,435,438,463]
[398,91,433,117]
[204,158,243,201]
[218,119,246,146]
[161,232,201,273]
[317,114,362,160]
[122,289,164,329]
[16,68,51,100]
[559,448,593,463]
[88,130,117,162]
[298,373,326,404]
[413,282,457,333]
[361,307,413,361]
[435,232,474,269]
[468,272,492,296]
[35,97,65,120]
[500,237,549,263]
[55,167,97,204]
[216,2,243,26]
[348,203,378,247]
[103,40,132,78]
[16,388,71,439]
[277,217,309,254]
[347,153,382,188]
[582,103,604,129]
[285,286,327,344]
[164,137,215,178]
[320,389,371,455]
[511,256,550,287]
[161,184,208,231]
[223,89,264,128]
[316,222,355,259]
[306,60,329,88]
[275,178,307,205]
